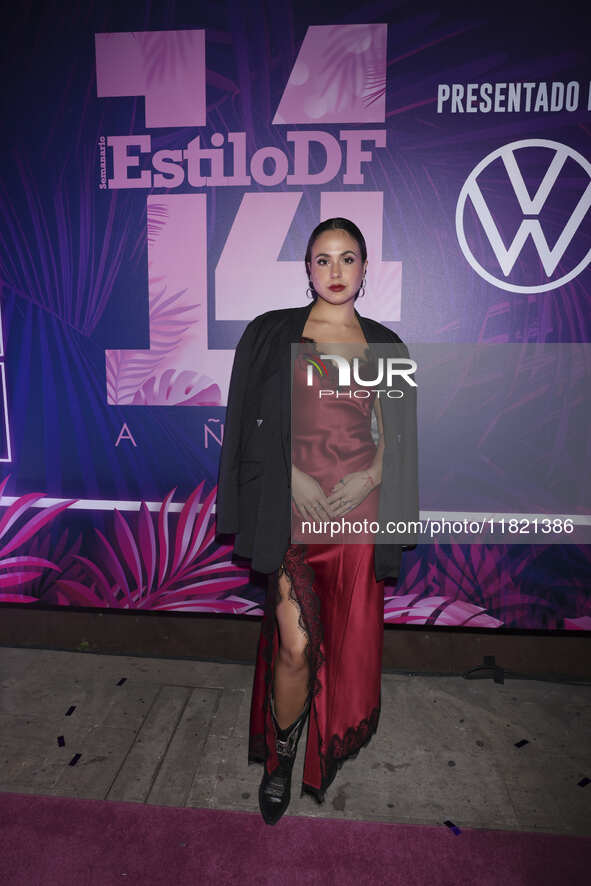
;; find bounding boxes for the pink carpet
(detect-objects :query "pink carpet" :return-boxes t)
[0,792,588,885]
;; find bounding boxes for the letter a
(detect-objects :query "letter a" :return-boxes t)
[115,422,137,447]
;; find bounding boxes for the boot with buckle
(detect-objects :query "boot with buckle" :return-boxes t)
[258,688,311,826]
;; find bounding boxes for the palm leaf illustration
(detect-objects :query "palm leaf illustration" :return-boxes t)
[318,25,386,114]
[389,541,562,627]
[17,526,84,605]
[0,147,131,335]
[105,280,199,404]
[146,202,169,245]
[363,59,387,108]
[386,545,503,626]
[132,368,221,406]
[0,474,78,602]
[140,30,201,90]
[61,483,249,610]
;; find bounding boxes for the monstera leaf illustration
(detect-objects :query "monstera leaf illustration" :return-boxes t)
[319,25,387,113]
[0,475,77,602]
[57,482,250,611]
[384,591,502,627]
[387,543,512,627]
[105,279,199,405]
[389,541,584,627]
[132,368,221,406]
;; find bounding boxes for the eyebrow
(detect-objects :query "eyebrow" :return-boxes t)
[313,250,358,257]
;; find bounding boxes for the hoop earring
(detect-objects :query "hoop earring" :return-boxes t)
[359,276,366,298]
[306,280,314,299]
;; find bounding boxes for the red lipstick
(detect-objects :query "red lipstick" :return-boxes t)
[329,285,345,292]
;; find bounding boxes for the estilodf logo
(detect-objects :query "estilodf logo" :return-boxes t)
[456,139,591,293]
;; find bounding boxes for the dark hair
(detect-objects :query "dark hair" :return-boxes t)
[305,217,367,301]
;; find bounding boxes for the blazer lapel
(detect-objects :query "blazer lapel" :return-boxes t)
[279,303,315,473]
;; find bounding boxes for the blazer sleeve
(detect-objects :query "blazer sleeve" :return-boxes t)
[215,319,258,535]
[396,338,419,548]
[378,334,420,549]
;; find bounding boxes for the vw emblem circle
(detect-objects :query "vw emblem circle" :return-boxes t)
[456,138,591,293]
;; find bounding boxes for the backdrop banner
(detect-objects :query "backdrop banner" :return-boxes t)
[0,0,589,629]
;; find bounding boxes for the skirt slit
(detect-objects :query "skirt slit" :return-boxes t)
[248,543,382,804]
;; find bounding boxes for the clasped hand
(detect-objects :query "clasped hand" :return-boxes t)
[292,466,374,521]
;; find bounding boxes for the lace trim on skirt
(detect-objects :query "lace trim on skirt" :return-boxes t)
[248,544,380,803]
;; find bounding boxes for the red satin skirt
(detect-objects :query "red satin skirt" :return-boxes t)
[248,541,384,802]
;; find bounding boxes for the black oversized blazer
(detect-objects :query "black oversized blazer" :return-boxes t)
[215,302,419,581]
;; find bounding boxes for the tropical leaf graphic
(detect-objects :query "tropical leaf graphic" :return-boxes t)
[0,146,131,335]
[132,368,221,406]
[0,475,78,603]
[105,279,199,404]
[364,59,387,109]
[384,592,502,627]
[21,526,84,604]
[319,25,386,115]
[205,67,240,115]
[563,616,591,630]
[391,540,587,628]
[58,483,250,610]
[139,30,201,90]
[147,202,170,245]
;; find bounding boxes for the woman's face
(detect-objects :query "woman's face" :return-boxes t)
[307,228,367,306]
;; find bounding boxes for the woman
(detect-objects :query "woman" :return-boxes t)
[216,218,418,826]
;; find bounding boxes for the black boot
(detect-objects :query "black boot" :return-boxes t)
[258,690,311,826]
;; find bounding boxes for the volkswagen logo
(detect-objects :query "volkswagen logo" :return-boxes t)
[456,139,591,293]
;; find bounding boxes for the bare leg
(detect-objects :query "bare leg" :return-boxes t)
[273,566,311,729]
[258,563,313,825]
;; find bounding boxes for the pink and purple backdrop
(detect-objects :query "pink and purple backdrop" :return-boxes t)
[0,0,589,629]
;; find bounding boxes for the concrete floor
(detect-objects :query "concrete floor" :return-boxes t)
[0,646,589,836]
